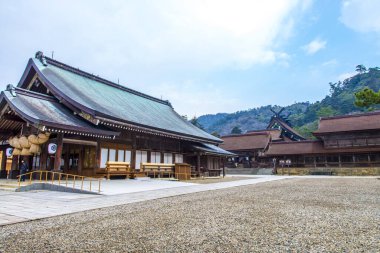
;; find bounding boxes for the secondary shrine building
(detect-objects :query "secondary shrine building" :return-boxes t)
[265,111,380,175]
[0,52,233,179]
[222,109,380,175]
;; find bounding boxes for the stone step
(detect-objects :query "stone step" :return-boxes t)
[0,186,17,192]
[226,168,273,175]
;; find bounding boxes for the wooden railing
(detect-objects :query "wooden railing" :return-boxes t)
[17,170,102,193]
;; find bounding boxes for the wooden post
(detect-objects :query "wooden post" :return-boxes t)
[94,143,101,175]
[53,133,63,171]
[338,155,341,168]
[147,150,151,163]
[1,149,7,174]
[10,155,19,179]
[64,144,69,173]
[197,152,201,176]
[78,148,83,174]
[40,143,47,170]
[222,157,226,178]
[131,135,137,170]
[131,150,136,170]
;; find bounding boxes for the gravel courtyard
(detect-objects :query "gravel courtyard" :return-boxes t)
[1,178,379,252]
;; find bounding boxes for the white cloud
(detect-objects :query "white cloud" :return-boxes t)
[302,38,327,55]
[0,0,311,115]
[340,0,380,33]
[322,59,338,67]
[338,71,357,81]
[149,80,241,116]
[0,0,308,71]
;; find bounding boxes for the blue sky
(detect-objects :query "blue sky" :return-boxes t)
[0,0,379,117]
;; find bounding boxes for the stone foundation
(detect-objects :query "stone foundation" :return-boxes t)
[276,167,380,176]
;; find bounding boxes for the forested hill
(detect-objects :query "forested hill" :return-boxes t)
[197,66,380,138]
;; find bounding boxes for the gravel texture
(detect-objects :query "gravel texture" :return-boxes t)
[0,178,379,252]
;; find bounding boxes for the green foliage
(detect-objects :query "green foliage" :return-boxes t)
[356,64,367,74]
[316,106,338,118]
[294,121,318,140]
[355,88,380,109]
[211,131,220,137]
[231,126,242,134]
[190,116,204,130]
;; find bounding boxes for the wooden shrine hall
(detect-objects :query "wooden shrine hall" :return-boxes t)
[265,111,380,175]
[220,109,304,168]
[0,51,234,179]
[221,107,380,175]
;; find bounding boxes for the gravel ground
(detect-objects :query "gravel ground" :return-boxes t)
[0,178,379,252]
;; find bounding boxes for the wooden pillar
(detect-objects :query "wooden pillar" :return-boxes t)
[78,148,83,174]
[64,144,69,173]
[39,143,47,170]
[131,135,137,170]
[53,133,63,171]
[197,152,201,176]
[95,143,101,173]
[147,150,151,163]
[222,157,226,178]
[10,155,19,179]
[11,155,18,171]
[131,150,136,170]
[1,149,7,173]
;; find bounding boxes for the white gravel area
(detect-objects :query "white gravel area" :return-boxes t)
[0,178,379,252]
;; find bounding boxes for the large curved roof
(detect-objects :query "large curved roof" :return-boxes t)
[19,55,221,143]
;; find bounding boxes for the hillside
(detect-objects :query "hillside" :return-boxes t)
[197,66,380,138]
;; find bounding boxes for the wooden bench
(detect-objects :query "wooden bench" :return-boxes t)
[104,161,135,180]
[140,163,175,178]
[207,169,222,177]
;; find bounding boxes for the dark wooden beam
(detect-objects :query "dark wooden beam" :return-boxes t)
[0,129,14,135]
[1,114,25,123]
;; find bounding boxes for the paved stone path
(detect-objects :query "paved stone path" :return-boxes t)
[0,176,290,226]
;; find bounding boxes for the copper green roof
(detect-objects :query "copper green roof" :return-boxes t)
[20,55,221,143]
[1,88,119,137]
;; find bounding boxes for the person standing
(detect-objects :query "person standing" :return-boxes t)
[19,160,29,182]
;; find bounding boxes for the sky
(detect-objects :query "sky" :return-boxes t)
[0,0,379,117]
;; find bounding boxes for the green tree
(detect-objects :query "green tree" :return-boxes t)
[354,88,380,109]
[190,116,204,130]
[231,126,242,134]
[211,131,220,137]
[294,120,318,140]
[316,106,338,118]
[356,64,367,74]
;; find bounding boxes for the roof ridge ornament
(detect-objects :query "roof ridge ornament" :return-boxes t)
[35,51,48,66]
[6,84,16,97]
